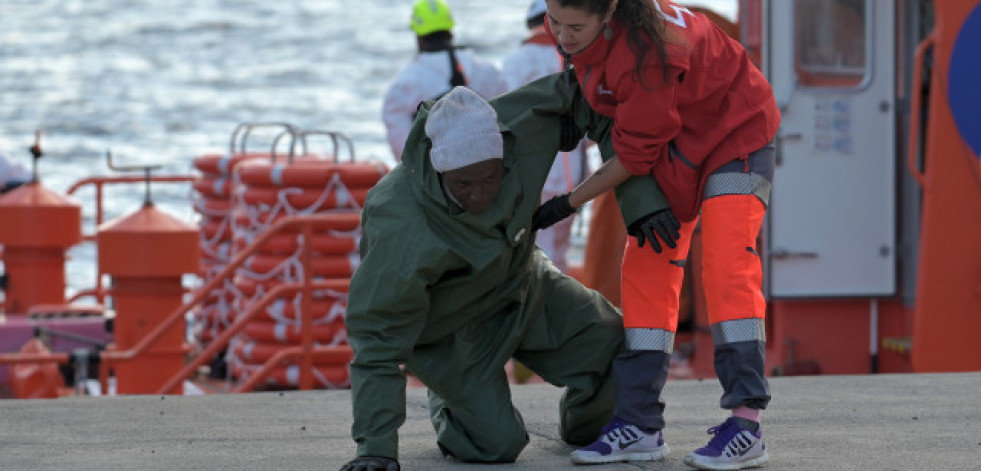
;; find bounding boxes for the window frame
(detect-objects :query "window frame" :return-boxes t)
[793,0,874,90]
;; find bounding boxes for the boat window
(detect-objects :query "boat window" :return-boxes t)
[794,0,868,88]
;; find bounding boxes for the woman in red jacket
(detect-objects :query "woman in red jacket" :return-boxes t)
[532,1,779,469]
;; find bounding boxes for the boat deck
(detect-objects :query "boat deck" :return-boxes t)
[1,372,978,470]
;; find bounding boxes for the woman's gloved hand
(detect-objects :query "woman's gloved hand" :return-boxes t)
[627,209,681,254]
[532,193,577,230]
[339,456,400,471]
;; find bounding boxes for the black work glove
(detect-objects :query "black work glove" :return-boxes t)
[339,456,400,471]
[558,114,584,152]
[627,209,681,254]
[532,193,577,231]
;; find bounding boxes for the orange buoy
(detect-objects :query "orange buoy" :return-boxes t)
[238,185,372,210]
[191,152,268,349]
[243,253,358,278]
[189,126,385,390]
[228,351,353,389]
[232,276,349,296]
[235,230,359,256]
[98,203,200,394]
[240,318,347,344]
[0,182,82,314]
[10,338,67,399]
[192,152,271,175]
[230,362,352,389]
[189,151,332,349]
[191,176,233,199]
[230,337,348,364]
[235,160,387,187]
[223,158,384,390]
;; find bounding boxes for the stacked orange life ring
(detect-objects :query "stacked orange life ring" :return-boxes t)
[224,147,387,389]
[191,151,269,347]
[189,122,312,348]
[227,281,352,389]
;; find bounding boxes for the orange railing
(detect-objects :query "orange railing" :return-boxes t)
[0,213,356,394]
[67,175,197,237]
[905,32,935,188]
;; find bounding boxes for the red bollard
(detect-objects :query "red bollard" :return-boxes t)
[98,203,199,394]
[0,182,82,314]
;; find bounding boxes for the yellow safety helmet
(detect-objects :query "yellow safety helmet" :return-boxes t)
[410,0,455,36]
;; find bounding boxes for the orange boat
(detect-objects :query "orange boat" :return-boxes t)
[577,0,981,378]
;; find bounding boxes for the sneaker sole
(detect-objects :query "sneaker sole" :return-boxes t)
[570,444,670,465]
[682,451,769,470]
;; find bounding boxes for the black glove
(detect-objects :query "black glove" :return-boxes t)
[627,209,681,254]
[532,193,577,231]
[558,114,584,152]
[339,456,400,471]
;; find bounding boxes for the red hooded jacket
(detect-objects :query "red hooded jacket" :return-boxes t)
[546,1,779,221]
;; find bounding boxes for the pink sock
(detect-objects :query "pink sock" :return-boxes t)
[732,406,761,423]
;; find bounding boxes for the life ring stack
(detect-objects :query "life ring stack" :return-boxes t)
[192,153,257,346]
[190,123,300,351]
[224,130,386,389]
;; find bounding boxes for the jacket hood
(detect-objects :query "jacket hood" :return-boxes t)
[393,101,530,267]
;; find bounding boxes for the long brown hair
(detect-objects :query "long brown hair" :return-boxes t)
[552,0,671,86]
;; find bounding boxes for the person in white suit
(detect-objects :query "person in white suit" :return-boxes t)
[382,0,508,162]
[0,138,31,193]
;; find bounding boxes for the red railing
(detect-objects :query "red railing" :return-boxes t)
[0,213,355,395]
[66,175,197,238]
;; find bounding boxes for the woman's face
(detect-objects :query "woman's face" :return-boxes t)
[545,0,615,55]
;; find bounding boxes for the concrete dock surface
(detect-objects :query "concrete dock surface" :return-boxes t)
[1,372,979,471]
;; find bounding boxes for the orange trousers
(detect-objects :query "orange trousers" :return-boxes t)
[621,194,767,331]
[580,190,627,307]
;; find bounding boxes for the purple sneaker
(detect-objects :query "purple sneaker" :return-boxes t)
[683,417,769,470]
[570,416,669,465]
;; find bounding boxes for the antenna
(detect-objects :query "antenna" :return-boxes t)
[29,130,43,183]
[105,150,163,206]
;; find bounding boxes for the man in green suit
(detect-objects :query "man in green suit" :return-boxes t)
[340,75,672,471]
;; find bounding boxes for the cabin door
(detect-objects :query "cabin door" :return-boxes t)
[765,0,897,297]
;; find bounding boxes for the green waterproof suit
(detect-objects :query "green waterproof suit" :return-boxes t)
[345,73,670,462]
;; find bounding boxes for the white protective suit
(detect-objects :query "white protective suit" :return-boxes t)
[0,144,30,190]
[382,50,508,161]
[501,32,589,272]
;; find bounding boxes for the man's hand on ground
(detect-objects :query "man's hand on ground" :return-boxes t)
[339,456,400,471]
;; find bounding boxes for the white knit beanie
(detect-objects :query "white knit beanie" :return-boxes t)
[425,87,503,173]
